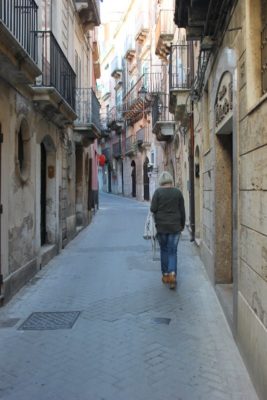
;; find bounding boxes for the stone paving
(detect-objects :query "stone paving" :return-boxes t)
[0,193,259,400]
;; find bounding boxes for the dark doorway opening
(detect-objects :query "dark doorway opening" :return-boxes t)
[108,163,112,193]
[75,145,83,226]
[131,160,136,197]
[40,142,47,245]
[143,157,150,201]
[88,158,93,210]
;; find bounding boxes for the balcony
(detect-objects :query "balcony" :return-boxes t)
[107,105,124,132]
[174,0,210,40]
[0,0,40,85]
[74,88,101,146]
[136,126,150,149]
[111,56,122,79]
[32,31,76,127]
[123,73,163,125]
[169,44,194,122]
[125,135,137,156]
[75,0,101,32]
[152,94,175,141]
[155,10,175,61]
[124,35,136,61]
[135,12,149,43]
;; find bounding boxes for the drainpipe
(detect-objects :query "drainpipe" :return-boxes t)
[188,104,195,242]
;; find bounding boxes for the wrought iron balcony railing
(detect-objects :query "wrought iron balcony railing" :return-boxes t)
[123,73,164,123]
[152,93,175,137]
[107,105,123,130]
[75,88,101,132]
[35,31,76,110]
[169,44,194,91]
[0,0,38,62]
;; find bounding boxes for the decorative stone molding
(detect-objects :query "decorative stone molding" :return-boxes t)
[215,72,233,134]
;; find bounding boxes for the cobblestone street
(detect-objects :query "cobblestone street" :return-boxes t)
[0,193,258,400]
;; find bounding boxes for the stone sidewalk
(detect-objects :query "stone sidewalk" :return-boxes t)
[0,193,259,400]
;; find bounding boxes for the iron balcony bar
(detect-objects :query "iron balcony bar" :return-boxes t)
[75,88,101,132]
[123,72,164,122]
[0,0,38,62]
[169,44,194,91]
[152,93,175,131]
[107,105,123,128]
[35,31,76,111]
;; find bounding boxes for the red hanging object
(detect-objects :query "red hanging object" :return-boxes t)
[98,154,106,166]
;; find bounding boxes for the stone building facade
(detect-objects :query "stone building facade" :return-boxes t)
[99,0,190,222]
[0,0,102,303]
[174,0,267,398]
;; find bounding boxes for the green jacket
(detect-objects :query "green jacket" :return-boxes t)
[150,187,185,234]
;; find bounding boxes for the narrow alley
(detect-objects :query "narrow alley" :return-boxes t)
[0,194,258,400]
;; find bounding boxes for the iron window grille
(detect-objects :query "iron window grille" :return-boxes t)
[0,0,38,62]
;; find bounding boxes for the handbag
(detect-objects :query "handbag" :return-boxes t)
[143,211,157,240]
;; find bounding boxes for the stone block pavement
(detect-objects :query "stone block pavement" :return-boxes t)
[0,193,259,400]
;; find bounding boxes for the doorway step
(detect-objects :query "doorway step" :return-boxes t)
[216,283,233,329]
[41,244,57,269]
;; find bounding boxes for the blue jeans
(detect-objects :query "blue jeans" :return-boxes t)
[157,233,181,275]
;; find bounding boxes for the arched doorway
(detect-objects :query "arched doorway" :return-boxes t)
[40,142,47,245]
[143,157,150,201]
[194,146,200,239]
[40,136,57,246]
[131,160,136,197]
[75,144,83,226]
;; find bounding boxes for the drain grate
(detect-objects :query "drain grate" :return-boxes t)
[151,318,171,325]
[18,311,80,331]
[0,318,20,328]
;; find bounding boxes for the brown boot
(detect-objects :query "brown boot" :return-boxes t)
[169,273,177,290]
[162,274,170,284]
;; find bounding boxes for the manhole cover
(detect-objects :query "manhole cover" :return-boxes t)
[151,318,171,325]
[18,311,80,331]
[0,318,20,328]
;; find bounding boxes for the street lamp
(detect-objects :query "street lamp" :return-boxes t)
[138,85,147,120]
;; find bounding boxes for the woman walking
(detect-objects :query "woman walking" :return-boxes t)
[150,171,185,289]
